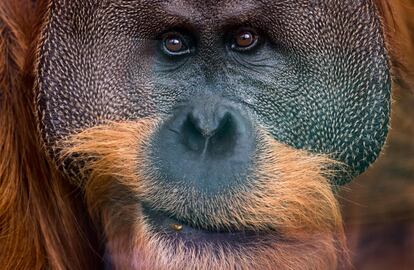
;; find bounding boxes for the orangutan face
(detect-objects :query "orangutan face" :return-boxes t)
[35,0,391,269]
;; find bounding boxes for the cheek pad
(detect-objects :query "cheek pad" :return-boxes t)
[36,0,392,185]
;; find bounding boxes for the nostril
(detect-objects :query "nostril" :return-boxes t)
[208,113,237,156]
[179,110,238,156]
[180,114,206,153]
[187,113,210,137]
[213,113,231,136]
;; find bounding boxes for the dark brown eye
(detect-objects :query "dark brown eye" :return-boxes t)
[231,29,259,51]
[165,36,183,52]
[236,32,254,47]
[161,32,190,56]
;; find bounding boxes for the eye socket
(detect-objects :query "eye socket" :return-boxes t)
[161,32,191,56]
[231,29,259,52]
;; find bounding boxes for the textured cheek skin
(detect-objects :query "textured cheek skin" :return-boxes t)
[252,1,391,182]
[36,0,160,148]
[36,0,391,184]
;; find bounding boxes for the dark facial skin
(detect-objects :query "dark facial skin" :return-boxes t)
[36,0,391,250]
[38,0,391,182]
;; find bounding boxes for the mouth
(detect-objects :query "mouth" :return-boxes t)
[142,205,279,250]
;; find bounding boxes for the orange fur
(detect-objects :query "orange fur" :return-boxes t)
[62,120,349,270]
[0,0,406,269]
[0,1,102,269]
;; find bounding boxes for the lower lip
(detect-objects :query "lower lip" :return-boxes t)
[142,206,279,249]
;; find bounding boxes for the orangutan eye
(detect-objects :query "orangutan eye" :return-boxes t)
[161,32,191,56]
[231,29,259,52]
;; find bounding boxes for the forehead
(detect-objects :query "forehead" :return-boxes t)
[136,0,274,32]
[129,0,371,18]
[148,0,264,19]
[55,0,376,31]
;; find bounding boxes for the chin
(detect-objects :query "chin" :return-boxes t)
[61,118,349,270]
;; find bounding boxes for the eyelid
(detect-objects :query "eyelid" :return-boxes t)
[159,31,193,57]
[228,27,261,52]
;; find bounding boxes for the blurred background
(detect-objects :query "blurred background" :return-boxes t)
[340,1,414,269]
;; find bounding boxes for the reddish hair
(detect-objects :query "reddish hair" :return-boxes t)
[0,0,408,269]
[60,120,349,269]
[0,1,102,269]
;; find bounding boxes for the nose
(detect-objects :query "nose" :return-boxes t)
[180,106,237,157]
[149,97,255,194]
